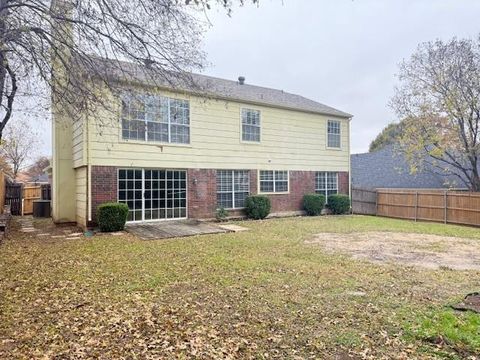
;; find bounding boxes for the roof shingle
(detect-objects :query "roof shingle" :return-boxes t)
[88,57,352,118]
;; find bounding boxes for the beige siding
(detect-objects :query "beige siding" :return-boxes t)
[87,88,350,172]
[72,119,85,168]
[75,166,87,227]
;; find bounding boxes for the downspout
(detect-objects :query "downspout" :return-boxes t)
[87,114,92,224]
[348,117,352,199]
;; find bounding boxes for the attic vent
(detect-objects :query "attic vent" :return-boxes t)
[238,76,245,85]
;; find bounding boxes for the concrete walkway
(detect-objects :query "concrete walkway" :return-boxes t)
[126,220,229,240]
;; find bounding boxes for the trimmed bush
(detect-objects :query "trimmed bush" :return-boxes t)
[303,194,326,216]
[97,202,129,232]
[215,207,229,222]
[328,194,351,215]
[244,195,271,220]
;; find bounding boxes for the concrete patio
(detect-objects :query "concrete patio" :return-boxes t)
[125,220,229,240]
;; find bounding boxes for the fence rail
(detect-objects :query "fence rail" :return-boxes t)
[352,187,480,227]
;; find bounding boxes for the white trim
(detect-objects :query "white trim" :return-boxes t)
[118,139,192,148]
[87,164,92,222]
[141,168,145,221]
[167,99,171,143]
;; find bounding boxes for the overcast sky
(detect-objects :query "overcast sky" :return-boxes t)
[34,0,480,158]
[202,0,480,153]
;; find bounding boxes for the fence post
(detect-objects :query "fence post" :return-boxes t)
[414,191,418,221]
[444,191,447,224]
[375,189,378,216]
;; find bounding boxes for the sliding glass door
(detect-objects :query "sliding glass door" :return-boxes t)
[118,169,187,222]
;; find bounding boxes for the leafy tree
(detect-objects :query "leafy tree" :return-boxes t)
[0,0,257,140]
[392,36,480,191]
[369,120,406,152]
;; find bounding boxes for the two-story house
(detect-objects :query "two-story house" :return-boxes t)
[52,58,352,228]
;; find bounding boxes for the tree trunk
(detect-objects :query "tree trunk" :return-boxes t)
[471,173,480,192]
[0,1,15,142]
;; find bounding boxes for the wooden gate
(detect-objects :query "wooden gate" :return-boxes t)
[23,185,42,215]
[5,183,22,216]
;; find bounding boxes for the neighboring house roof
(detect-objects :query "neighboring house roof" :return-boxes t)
[351,145,460,189]
[30,173,49,183]
[85,57,352,118]
[16,172,49,184]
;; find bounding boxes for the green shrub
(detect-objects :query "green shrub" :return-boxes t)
[328,194,351,214]
[97,202,129,232]
[303,194,326,216]
[244,195,271,220]
[215,207,229,221]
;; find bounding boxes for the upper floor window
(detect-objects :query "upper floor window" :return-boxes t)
[259,170,289,193]
[327,120,341,148]
[316,172,338,201]
[241,108,261,142]
[121,93,190,144]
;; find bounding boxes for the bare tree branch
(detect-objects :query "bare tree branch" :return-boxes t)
[0,0,258,142]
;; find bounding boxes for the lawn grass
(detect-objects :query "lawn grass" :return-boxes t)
[0,215,479,359]
[405,309,480,358]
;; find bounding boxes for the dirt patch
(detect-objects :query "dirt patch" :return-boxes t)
[452,293,480,313]
[306,231,480,270]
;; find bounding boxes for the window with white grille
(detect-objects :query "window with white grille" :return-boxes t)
[121,93,190,144]
[315,172,338,201]
[259,170,289,193]
[241,108,261,142]
[216,170,250,209]
[327,120,341,148]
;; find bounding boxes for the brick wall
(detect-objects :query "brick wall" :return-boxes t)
[265,171,316,213]
[91,166,117,223]
[187,169,217,219]
[338,171,349,195]
[88,166,350,222]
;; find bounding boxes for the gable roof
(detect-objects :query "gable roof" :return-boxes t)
[351,145,460,189]
[86,57,352,118]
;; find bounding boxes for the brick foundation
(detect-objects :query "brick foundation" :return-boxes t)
[338,172,350,195]
[267,171,315,213]
[187,169,217,219]
[88,166,349,222]
[91,166,118,223]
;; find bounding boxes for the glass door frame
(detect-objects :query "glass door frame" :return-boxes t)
[117,168,188,223]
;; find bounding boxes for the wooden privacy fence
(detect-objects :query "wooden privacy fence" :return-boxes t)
[353,187,480,227]
[23,185,42,215]
[41,184,51,200]
[352,187,377,215]
[5,183,22,215]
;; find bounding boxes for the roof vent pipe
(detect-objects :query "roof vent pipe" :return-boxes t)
[238,76,245,85]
